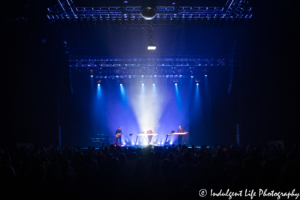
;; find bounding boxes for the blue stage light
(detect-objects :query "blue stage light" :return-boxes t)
[179,75,182,77]
[153,83,155,86]
[98,84,100,86]
[120,83,122,86]
[175,83,177,86]
[191,76,193,78]
[142,83,144,85]
[197,83,199,85]
[104,76,107,78]
[90,75,93,78]
[205,75,207,77]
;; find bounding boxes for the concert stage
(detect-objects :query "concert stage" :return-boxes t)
[82,144,203,150]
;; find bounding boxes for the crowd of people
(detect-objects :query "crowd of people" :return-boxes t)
[1,143,299,199]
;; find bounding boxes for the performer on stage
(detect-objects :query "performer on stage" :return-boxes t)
[177,126,184,145]
[147,129,153,145]
[115,127,122,145]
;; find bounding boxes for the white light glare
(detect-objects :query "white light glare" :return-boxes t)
[175,83,177,86]
[191,76,193,78]
[120,83,122,86]
[205,75,207,77]
[98,84,100,86]
[153,83,155,86]
[197,83,199,85]
[90,75,93,78]
[148,45,156,50]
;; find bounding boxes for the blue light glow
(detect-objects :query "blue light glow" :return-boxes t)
[98,84,100,86]
[175,83,177,86]
[197,83,199,85]
[90,75,93,78]
[153,83,155,86]
[205,75,207,77]
[191,76,194,78]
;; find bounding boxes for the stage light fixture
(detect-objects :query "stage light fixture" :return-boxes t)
[98,84,100,86]
[90,75,93,77]
[148,21,156,50]
[142,83,144,85]
[141,1,157,20]
[153,83,155,85]
[120,83,122,86]
[191,76,194,78]
[175,83,177,86]
[148,43,156,50]
[197,83,199,85]
[205,75,207,77]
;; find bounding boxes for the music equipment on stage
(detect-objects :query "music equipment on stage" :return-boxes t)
[135,133,158,145]
[165,132,188,144]
[116,132,126,138]
[137,133,158,136]
[90,137,108,146]
[169,132,188,135]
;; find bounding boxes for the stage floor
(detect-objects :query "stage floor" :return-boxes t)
[82,144,201,150]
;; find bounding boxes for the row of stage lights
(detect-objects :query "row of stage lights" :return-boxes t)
[91,75,208,78]
[98,83,199,86]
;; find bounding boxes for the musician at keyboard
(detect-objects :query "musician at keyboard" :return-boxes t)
[177,126,184,145]
[147,130,153,145]
[115,126,122,145]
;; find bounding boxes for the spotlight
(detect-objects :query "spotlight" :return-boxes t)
[98,84,100,86]
[205,75,207,77]
[142,83,144,85]
[141,1,157,20]
[147,21,156,50]
[153,83,155,85]
[179,75,182,77]
[90,75,93,78]
[191,76,194,78]
[104,76,107,78]
[197,83,199,85]
[120,83,122,86]
[175,83,177,86]
[129,75,132,78]
[148,42,156,50]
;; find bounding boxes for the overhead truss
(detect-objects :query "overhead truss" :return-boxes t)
[48,0,252,28]
[70,55,233,79]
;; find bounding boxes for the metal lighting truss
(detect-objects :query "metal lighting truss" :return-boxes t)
[69,55,233,79]
[47,0,252,28]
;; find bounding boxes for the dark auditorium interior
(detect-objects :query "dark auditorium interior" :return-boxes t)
[1,0,299,199]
